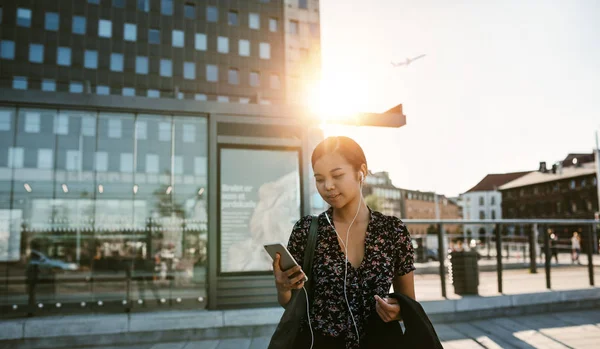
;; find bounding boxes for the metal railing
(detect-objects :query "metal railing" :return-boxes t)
[402,219,599,298]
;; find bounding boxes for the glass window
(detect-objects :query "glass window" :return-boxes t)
[161,0,173,15]
[146,154,159,173]
[174,156,184,175]
[260,99,271,105]
[84,50,98,69]
[70,82,84,93]
[207,6,218,22]
[218,37,229,54]
[110,53,124,72]
[206,65,218,82]
[217,96,230,103]
[17,8,32,27]
[249,13,260,29]
[123,87,136,96]
[95,152,108,172]
[239,40,250,56]
[99,19,112,38]
[269,18,278,32]
[228,69,239,85]
[177,92,184,100]
[42,79,56,92]
[270,74,281,89]
[147,89,160,98]
[289,20,299,35]
[113,0,125,8]
[184,3,195,19]
[136,56,148,74]
[108,119,122,138]
[149,29,160,44]
[37,149,54,169]
[54,113,69,135]
[299,0,308,9]
[97,85,110,95]
[479,197,484,205]
[8,147,24,168]
[66,150,80,171]
[183,124,196,143]
[158,122,171,141]
[184,62,195,80]
[1,40,15,59]
[194,156,206,175]
[24,112,40,133]
[57,47,72,66]
[195,33,207,51]
[250,71,260,87]
[160,59,172,77]
[173,30,184,47]
[81,116,96,136]
[120,153,133,173]
[29,44,44,63]
[228,10,238,25]
[138,0,150,12]
[13,77,27,90]
[195,94,207,101]
[45,12,59,31]
[73,16,86,35]
[124,23,137,41]
[259,43,271,59]
[135,120,147,139]
[239,98,250,104]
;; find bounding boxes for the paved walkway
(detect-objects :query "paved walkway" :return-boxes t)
[63,309,600,349]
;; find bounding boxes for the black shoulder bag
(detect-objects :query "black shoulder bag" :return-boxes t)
[268,216,319,349]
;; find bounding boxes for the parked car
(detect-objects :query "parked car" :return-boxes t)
[28,250,78,271]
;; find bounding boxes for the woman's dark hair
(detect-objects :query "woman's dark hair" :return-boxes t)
[311,136,367,171]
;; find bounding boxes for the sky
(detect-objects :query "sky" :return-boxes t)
[317,0,600,197]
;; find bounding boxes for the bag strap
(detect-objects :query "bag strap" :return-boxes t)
[302,215,319,301]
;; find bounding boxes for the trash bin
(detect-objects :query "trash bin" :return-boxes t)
[448,251,479,295]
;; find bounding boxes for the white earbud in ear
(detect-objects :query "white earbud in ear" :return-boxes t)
[360,172,364,183]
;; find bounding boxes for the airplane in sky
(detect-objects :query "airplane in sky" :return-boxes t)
[391,54,426,67]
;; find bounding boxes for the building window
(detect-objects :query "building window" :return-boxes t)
[42,79,56,92]
[479,211,485,219]
[184,3,195,19]
[172,30,184,47]
[229,68,239,85]
[160,59,172,77]
[108,119,122,138]
[207,6,218,22]
[570,180,576,189]
[123,88,135,96]
[38,149,54,169]
[270,74,281,89]
[1,40,15,60]
[135,121,147,139]
[99,20,112,38]
[195,94,207,101]
[97,85,110,95]
[45,13,59,31]
[289,20,299,35]
[65,150,80,170]
[238,40,250,57]
[479,197,484,206]
[136,56,148,74]
[147,90,160,98]
[260,99,271,105]
[158,122,171,141]
[54,113,69,135]
[110,53,124,72]
[57,47,72,66]
[138,0,150,12]
[24,112,40,133]
[249,13,260,29]
[69,82,84,94]
[146,154,159,174]
[260,43,271,59]
[250,71,260,87]
[491,196,496,205]
[218,37,229,53]
[81,116,96,136]
[161,0,173,15]
[120,153,133,173]
[113,0,126,8]
[299,0,308,9]
[124,23,137,41]
[149,29,160,44]
[183,124,196,143]
[184,62,196,80]
[217,96,230,103]
[13,77,28,90]
[95,152,108,172]
[8,148,24,168]
[228,10,238,26]
[29,44,44,63]
[239,98,250,104]
[17,8,32,27]
[195,33,207,50]
[194,156,207,175]
[206,65,218,82]
[85,50,98,69]
[174,156,184,175]
[491,210,496,219]
[269,18,278,32]
[88,0,100,4]
[73,16,86,34]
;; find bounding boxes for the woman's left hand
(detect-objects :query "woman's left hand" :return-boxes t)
[375,295,402,322]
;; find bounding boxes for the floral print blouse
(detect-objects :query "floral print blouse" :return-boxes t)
[287,207,416,349]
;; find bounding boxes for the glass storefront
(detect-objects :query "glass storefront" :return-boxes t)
[0,106,208,315]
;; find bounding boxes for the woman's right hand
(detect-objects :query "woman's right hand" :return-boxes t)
[273,253,306,292]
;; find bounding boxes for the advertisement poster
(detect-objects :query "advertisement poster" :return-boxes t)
[220,148,301,273]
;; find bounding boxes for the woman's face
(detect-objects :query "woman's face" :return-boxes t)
[313,152,362,209]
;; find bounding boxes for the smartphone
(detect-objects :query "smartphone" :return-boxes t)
[263,243,308,282]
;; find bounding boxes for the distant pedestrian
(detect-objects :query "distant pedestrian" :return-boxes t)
[550,233,559,264]
[571,232,581,264]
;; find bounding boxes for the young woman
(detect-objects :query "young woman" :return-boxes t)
[271,136,416,349]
